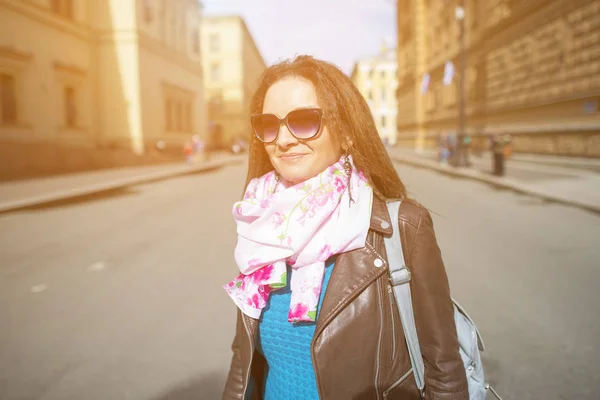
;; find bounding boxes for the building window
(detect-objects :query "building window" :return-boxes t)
[209,33,220,52]
[159,0,166,40]
[51,0,74,20]
[184,103,192,131]
[0,73,17,124]
[210,63,221,82]
[166,98,173,130]
[380,70,386,80]
[208,90,223,115]
[367,90,373,101]
[381,89,386,102]
[64,0,72,18]
[192,27,200,55]
[179,11,187,52]
[175,101,182,131]
[164,84,194,133]
[169,13,176,46]
[143,0,153,24]
[64,86,77,128]
[165,98,193,133]
[380,115,387,128]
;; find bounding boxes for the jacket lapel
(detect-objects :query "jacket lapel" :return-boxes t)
[314,195,392,339]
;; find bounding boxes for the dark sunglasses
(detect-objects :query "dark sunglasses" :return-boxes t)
[251,108,323,143]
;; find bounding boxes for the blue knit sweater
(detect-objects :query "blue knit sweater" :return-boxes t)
[257,257,335,400]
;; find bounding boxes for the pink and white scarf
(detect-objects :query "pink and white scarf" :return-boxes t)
[223,155,373,323]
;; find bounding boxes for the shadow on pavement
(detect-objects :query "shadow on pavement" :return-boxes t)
[1,165,227,215]
[177,165,223,178]
[126,165,225,188]
[3,186,141,213]
[149,370,227,400]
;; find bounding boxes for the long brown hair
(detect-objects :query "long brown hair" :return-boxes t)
[245,55,407,200]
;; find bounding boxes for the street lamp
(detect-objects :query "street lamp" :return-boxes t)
[455,3,467,167]
[455,5,465,21]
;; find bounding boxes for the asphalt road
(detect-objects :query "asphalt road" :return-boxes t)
[0,161,599,400]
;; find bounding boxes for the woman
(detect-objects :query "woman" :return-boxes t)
[222,56,468,400]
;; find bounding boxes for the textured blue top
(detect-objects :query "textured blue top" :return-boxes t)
[257,257,336,400]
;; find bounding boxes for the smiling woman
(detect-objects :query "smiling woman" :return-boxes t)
[221,55,469,400]
[256,79,341,186]
[245,56,405,198]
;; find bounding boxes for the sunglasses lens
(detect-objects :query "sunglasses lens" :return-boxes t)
[252,114,279,142]
[287,109,321,139]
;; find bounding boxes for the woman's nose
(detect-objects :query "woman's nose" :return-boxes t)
[276,124,298,148]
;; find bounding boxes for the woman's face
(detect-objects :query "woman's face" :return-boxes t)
[262,76,342,186]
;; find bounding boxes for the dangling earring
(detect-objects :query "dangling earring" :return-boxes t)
[273,171,281,192]
[344,154,355,206]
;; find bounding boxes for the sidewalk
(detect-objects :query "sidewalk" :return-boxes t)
[0,153,246,213]
[501,152,600,173]
[388,147,600,214]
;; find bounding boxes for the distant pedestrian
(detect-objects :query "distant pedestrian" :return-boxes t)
[503,134,513,159]
[155,140,165,152]
[491,134,506,176]
[183,142,193,164]
[438,131,450,164]
[192,134,206,161]
[448,133,458,166]
[460,134,472,167]
[222,55,468,400]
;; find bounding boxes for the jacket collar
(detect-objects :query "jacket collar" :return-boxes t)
[313,194,391,340]
[369,194,393,237]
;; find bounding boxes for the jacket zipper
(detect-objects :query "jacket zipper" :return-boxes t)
[310,342,322,399]
[374,278,384,400]
[387,285,396,358]
[382,368,413,399]
[241,315,254,398]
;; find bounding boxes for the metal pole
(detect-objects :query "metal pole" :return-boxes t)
[456,2,466,167]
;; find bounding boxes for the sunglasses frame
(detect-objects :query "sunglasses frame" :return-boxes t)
[251,107,324,144]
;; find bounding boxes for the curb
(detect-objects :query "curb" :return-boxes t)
[0,155,246,213]
[390,154,600,215]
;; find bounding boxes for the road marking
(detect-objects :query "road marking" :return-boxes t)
[31,284,47,293]
[88,261,106,272]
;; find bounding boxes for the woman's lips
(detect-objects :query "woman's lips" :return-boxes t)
[279,153,306,161]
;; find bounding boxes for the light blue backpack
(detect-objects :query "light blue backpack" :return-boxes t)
[384,201,502,400]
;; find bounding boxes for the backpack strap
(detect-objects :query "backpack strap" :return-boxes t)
[384,200,425,399]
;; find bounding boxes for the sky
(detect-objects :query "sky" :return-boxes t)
[202,0,397,75]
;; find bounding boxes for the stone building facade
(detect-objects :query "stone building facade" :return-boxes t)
[0,0,206,179]
[350,45,399,145]
[396,0,600,157]
[201,15,266,149]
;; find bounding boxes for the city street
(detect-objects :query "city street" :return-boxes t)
[1,161,599,400]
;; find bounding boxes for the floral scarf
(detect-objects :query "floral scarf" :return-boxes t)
[223,155,373,323]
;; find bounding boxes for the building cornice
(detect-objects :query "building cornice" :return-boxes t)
[485,89,600,115]
[53,61,87,76]
[1,0,92,42]
[94,29,203,78]
[0,46,33,62]
[482,0,580,50]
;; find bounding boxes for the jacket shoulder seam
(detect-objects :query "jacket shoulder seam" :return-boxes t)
[409,208,426,257]
[398,199,426,228]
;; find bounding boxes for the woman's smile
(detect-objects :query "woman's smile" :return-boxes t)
[279,153,307,162]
